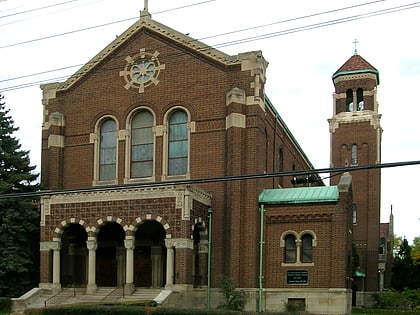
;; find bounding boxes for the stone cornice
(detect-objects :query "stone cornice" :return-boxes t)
[328,111,382,133]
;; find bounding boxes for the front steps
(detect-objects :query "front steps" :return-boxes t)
[12,287,169,313]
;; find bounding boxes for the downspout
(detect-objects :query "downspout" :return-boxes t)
[258,203,265,312]
[207,207,213,311]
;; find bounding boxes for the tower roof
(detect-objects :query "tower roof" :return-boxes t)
[332,54,380,84]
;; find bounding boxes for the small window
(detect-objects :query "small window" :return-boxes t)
[285,234,297,263]
[346,89,354,112]
[351,144,358,165]
[131,110,153,178]
[352,203,357,224]
[99,119,116,181]
[168,110,188,176]
[301,234,313,263]
[357,88,364,111]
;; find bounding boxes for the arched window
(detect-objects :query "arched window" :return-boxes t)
[346,89,354,112]
[357,88,364,111]
[131,110,153,178]
[99,119,117,181]
[285,234,297,263]
[351,144,358,165]
[168,110,188,176]
[301,234,313,263]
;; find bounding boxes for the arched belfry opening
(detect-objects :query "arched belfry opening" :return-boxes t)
[60,224,88,287]
[96,222,125,287]
[134,220,166,288]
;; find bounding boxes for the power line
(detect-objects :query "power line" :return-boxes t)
[0,160,418,199]
[0,0,83,19]
[1,1,420,92]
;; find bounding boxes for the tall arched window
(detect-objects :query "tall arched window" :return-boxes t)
[357,88,364,111]
[168,110,188,176]
[346,89,354,112]
[131,110,153,178]
[99,119,117,181]
[351,144,358,165]
[285,234,297,263]
[301,234,313,263]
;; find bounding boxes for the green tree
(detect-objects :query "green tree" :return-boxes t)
[0,94,40,297]
[391,238,415,290]
[411,236,420,265]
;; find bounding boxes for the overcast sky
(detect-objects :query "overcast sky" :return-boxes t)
[1,0,419,242]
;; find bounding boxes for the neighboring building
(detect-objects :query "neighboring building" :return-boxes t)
[329,51,390,301]
[27,5,386,315]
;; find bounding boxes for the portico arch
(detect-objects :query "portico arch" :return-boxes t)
[134,220,166,287]
[96,222,125,286]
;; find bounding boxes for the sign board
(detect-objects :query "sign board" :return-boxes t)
[287,270,308,284]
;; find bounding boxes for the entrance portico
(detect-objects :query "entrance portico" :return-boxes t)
[39,185,211,293]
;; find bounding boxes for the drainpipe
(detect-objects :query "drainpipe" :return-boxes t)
[207,207,213,311]
[258,203,265,312]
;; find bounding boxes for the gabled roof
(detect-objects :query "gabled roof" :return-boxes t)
[45,11,261,92]
[259,186,338,204]
[332,53,379,84]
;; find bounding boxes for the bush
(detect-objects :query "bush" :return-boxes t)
[0,297,11,313]
[374,289,420,310]
[23,305,242,315]
[216,275,245,311]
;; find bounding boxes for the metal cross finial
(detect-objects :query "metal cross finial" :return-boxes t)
[353,38,359,55]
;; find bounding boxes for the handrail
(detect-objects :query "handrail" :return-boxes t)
[100,287,123,302]
[44,288,73,307]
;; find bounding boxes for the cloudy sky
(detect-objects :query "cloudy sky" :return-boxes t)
[1,0,419,242]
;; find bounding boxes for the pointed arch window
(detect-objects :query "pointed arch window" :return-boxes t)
[131,110,154,178]
[168,110,188,176]
[99,119,117,181]
[346,89,354,112]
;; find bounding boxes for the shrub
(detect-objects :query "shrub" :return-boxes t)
[0,297,11,313]
[374,289,420,310]
[216,274,245,311]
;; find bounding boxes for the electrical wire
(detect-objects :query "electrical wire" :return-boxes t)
[1,1,420,92]
[0,159,418,199]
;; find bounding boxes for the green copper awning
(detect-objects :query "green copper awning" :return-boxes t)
[259,186,339,204]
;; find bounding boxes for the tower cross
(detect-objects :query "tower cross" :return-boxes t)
[353,38,359,55]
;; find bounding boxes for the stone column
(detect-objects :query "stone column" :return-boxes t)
[165,240,175,288]
[124,238,135,295]
[52,240,61,292]
[86,238,97,294]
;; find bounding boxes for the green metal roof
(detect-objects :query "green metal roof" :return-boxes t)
[259,186,338,204]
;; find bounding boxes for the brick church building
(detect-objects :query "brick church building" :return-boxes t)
[28,4,390,314]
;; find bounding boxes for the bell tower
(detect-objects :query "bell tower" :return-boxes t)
[329,50,382,292]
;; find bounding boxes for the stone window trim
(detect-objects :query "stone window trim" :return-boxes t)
[280,230,317,267]
[124,106,157,183]
[91,115,120,186]
[161,106,194,181]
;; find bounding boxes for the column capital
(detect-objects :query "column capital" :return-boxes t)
[165,238,194,249]
[87,240,98,251]
[124,239,135,250]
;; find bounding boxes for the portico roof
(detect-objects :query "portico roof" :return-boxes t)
[259,186,338,204]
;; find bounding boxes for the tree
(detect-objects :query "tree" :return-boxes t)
[391,238,415,290]
[0,94,40,297]
[411,236,420,265]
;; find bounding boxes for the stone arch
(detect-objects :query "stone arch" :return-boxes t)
[299,229,318,246]
[53,217,87,239]
[128,214,172,238]
[280,230,298,247]
[89,215,126,238]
